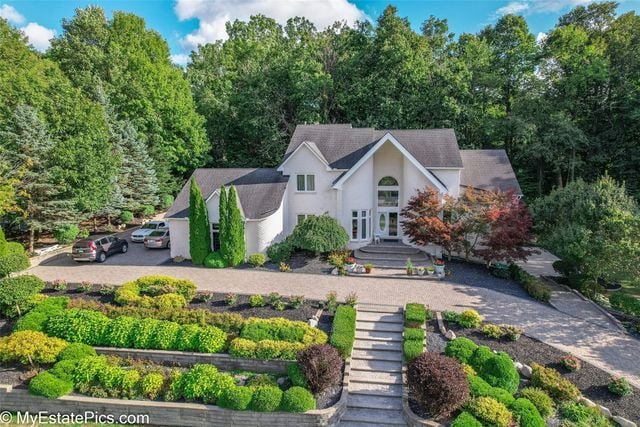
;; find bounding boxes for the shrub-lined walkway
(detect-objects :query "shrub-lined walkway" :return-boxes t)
[29,262,640,388]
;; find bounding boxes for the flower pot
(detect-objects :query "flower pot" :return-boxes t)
[417,269,425,276]
[406,268,413,276]
[427,269,435,275]
[365,267,372,274]
[434,265,445,275]
[346,263,357,273]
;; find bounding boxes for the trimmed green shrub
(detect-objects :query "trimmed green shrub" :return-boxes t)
[445,337,479,364]
[288,215,349,254]
[0,275,44,317]
[175,324,201,351]
[407,352,469,419]
[476,351,520,394]
[451,411,483,427]
[73,356,108,385]
[103,316,137,348]
[560,402,612,427]
[609,293,640,317]
[482,323,503,339]
[530,363,581,402]
[131,318,161,349]
[458,309,483,328]
[150,320,181,350]
[297,344,342,394]
[53,224,80,244]
[189,179,211,265]
[249,294,265,307]
[160,194,174,209]
[14,296,68,332]
[140,372,165,399]
[46,309,110,345]
[287,363,307,388]
[239,317,326,345]
[510,398,545,427]
[0,252,30,278]
[229,338,257,358]
[120,211,134,223]
[330,305,356,357]
[28,371,73,399]
[141,205,155,216]
[403,339,423,362]
[280,386,316,412]
[249,386,283,412]
[153,293,188,309]
[465,396,513,427]
[248,253,266,267]
[204,251,227,268]
[50,359,79,382]
[115,276,197,306]
[57,343,96,361]
[225,186,246,266]
[246,373,278,389]
[0,331,68,365]
[518,387,555,419]
[467,374,515,406]
[405,303,428,327]
[180,364,234,403]
[266,240,293,263]
[195,325,227,353]
[404,327,425,341]
[218,385,254,410]
[608,376,633,396]
[469,345,494,371]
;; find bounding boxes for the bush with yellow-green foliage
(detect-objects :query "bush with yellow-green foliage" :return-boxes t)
[530,363,581,402]
[114,276,197,308]
[465,396,513,427]
[240,317,327,345]
[0,331,68,365]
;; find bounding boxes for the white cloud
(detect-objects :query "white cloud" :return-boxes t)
[0,3,25,24]
[175,0,367,50]
[170,53,190,66]
[20,22,56,52]
[536,32,548,44]
[495,0,594,17]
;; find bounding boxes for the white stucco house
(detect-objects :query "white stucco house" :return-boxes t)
[165,124,521,260]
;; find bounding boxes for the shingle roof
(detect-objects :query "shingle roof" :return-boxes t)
[460,150,522,194]
[165,169,289,220]
[284,124,463,169]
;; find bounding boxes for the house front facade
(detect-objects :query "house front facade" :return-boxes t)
[165,124,522,259]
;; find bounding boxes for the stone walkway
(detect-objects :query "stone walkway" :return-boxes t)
[342,304,405,426]
[29,263,640,388]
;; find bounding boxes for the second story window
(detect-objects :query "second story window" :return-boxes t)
[296,174,315,192]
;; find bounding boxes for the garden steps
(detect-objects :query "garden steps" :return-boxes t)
[341,304,406,426]
[355,242,431,268]
[354,250,430,262]
[358,243,422,255]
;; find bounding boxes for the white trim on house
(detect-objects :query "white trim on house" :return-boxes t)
[277,141,333,172]
[332,133,448,193]
[205,187,247,219]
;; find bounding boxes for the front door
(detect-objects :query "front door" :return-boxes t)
[378,211,399,238]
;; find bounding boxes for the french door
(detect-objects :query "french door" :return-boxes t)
[378,211,399,238]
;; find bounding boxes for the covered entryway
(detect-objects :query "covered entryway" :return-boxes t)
[376,176,400,239]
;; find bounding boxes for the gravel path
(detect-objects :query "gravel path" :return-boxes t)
[28,262,640,388]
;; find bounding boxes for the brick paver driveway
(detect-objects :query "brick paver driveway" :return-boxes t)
[29,262,640,388]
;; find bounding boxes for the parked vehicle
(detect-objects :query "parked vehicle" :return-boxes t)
[143,229,170,249]
[71,235,128,263]
[131,220,167,242]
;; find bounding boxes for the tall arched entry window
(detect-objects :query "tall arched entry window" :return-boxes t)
[377,176,399,238]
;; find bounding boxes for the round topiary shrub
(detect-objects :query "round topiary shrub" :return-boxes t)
[266,240,293,263]
[451,411,483,427]
[0,252,30,279]
[195,325,226,353]
[57,343,97,361]
[218,385,254,410]
[518,387,555,419]
[297,344,342,394]
[120,210,134,223]
[249,386,283,412]
[467,374,515,406]
[140,372,165,400]
[465,396,513,427]
[160,194,174,209]
[0,331,68,365]
[53,224,80,245]
[510,398,545,427]
[407,352,469,419]
[457,309,483,328]
[0,274,44,317]
[28,371,73,399]
[203,252,227,268]
[445,337,479,364]
[530,363,581,401]
[280,386,316,412]
[469,345,494,372]
[287,363,307,388]
[50,359,79,382]
[140,205,155,216]
[476,351,520,394]
[288,215,349,254]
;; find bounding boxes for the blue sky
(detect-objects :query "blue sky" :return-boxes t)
[2,0,638,65]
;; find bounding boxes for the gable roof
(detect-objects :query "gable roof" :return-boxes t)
[460,150,522,194]
[165,168,289,220]
[283,124,463,170]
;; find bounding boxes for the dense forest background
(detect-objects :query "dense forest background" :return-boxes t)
[1,2,639,240]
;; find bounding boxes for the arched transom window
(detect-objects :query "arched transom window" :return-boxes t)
[377,176,399,207]
[378,176,398,186]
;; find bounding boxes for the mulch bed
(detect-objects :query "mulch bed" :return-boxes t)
[448,324,640,423]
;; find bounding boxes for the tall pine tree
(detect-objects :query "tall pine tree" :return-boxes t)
[218,186,228,261]
[226,186,245,266]
[188,179,210,264]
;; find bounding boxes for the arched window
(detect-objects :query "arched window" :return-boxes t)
[378,176,398,186]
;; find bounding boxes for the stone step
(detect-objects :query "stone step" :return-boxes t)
[349,381,403,397]
[350,370,403,384]
[341,408,405,425]
[352,349,402,362]
[358,312,404,323]
[351,358,403,373]
[358,244,422,255]
[357,304,403,314]
[347,394,403,411]
[355,330,403,342]
[354,339,402,352]
[340,421,403,427]
[355,249,429,262]
[357,321,404,333]
[355,258,432,269]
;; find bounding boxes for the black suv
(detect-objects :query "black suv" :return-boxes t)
[71,235,128,263]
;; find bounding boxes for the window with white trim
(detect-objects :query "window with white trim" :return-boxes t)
[296,174,315,192]
[296,214,310,225]
[351,209,371,241]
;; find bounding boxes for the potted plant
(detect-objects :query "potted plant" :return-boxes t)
[364,263,374,274]
[345,256,357,272]
[434,259,445,275]
[417,266,425,276]
[426,265,435,275]
[406,258,414,276]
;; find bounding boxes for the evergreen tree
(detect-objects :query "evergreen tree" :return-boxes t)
[218,186,228,261]
[0,105,77,252]
[226,186,245,266]
[188,179,211,264]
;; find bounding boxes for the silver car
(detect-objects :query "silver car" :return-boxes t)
[131,220,167,242]
[143,229,170,249]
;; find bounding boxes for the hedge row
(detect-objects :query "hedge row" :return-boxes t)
[404,303,426,362]
[228,338,306,360]
[509,264,551,302]
[44,309,226,354]
[329,305,356,358]
[240,317,327,345]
